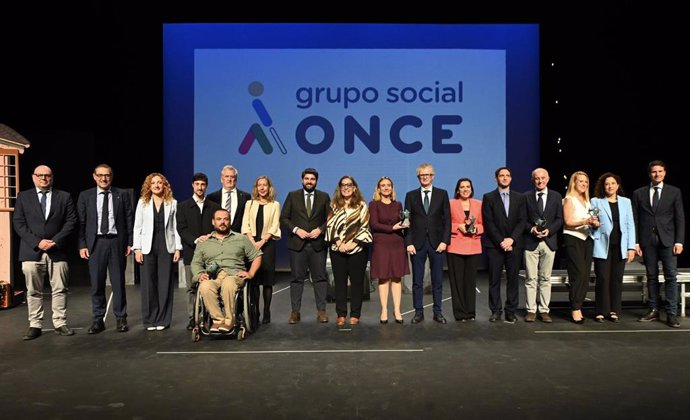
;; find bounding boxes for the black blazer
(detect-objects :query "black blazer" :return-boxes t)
[403,186,451,249]
[207,188,251,233]
[13,188,77,262]
[523,188,563,252]
[176,197,221,265]
[481,189,527,250]
[280,189,331,252]
[632,184,685,248]
[76,187,134,254]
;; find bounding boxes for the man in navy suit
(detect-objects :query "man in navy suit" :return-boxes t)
[482,167,527,324]
[13,165,77,340]
[77,164,134,334]
[404,163,451,324]
[280,168,331,324]
[523,168,563,323]
[176,172,220,330]
[632,160,685,328]
[207,165,251,233]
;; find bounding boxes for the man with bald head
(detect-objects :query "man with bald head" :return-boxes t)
[523,168,563,322]
[13,165,77,340]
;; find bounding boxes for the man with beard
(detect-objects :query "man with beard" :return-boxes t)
[176,172,220,330]
[191,209,262,332]
[280,168,331,324]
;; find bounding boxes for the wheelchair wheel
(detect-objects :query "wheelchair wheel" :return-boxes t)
[241,281,260,333]
[237,326,246,341]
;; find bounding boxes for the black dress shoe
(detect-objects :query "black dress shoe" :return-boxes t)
[504,313,518,324]
[23,327,42,341]
[187,318,195,330]
[489,312,502,323]
[87,321,105,334]
[411,313,424,324]
[54,325,75,336]
[667,315,681,328]
[638,308,659,322]
[433,314,447,324]
[262,313,271,324]
[116,318,129,332]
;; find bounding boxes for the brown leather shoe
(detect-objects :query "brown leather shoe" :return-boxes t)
[349,317,359,325]
[524,312,537,322]
[288,311,301,324]
[539,312,553,323]
[336,316,346,327]
[317,310,329,323]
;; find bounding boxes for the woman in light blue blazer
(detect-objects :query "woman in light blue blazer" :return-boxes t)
[591,172,636,322]
[133,173,182,330]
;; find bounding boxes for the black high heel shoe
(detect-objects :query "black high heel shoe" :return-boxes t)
[395,318,404,324]
[380,319,388,324]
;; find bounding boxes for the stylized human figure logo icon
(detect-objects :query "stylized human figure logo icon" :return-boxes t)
[238,81,287,155]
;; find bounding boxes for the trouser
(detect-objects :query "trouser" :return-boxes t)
[22,253,69,328]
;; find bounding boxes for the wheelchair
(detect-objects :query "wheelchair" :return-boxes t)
[191,278,260,342]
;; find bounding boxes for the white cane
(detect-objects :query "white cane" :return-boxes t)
[103,291,114,322]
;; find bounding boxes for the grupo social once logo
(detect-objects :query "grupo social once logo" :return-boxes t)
[238,81,287,155]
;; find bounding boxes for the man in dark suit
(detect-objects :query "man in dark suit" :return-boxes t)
[632,160,685,328]
[280,168,331,324]
[13,165,77,340]
[404,163,451,324]
[176,172,220,330]
[207,165,251,233]
[482,166,527,324]
[77,164,134,334]
[523,168,563,323]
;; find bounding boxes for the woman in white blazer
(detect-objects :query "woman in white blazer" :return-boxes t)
[591,172,636,322]
[241,176,281,324]
[132,173,182,330]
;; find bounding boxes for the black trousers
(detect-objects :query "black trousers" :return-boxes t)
[446,253,479,320]
[594,252,625,316]
[564,235,593,311]
[89,236,127,322]
[330,249,368,318]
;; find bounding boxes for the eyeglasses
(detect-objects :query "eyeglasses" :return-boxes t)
[418,173,434,178]
[33,173,52,178]
[340,183,354,188]
[95,174,112,179]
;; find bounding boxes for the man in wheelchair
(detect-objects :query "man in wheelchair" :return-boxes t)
[191,209,262,333]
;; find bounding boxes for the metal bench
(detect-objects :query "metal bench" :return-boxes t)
[518,269,690,316]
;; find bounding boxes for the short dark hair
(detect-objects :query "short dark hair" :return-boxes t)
[494,166,511,177]
[192,172,208,183]
[302,168,319,181]
[648,160,666,172]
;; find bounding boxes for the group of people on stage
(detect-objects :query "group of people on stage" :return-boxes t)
[12,159,684,340]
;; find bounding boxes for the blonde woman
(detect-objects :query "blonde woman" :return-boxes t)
[326,176,372,327]
[563,171,600,323]
[369,176,409,324]
[241,176,281,324]
[132,173,182,331]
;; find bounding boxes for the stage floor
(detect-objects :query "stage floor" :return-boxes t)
[2,271,689,419]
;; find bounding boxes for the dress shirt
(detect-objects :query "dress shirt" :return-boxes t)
[97,187,116,234]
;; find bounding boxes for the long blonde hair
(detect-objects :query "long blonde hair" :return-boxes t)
[565,171,590,202]
[251,175,276,201]
[372,176,397,201]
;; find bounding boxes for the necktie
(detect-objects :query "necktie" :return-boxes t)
[652,186,660,211]
[502,192,509,217]
[101,190,110,234]
[537,192,545,217]
[306,193,312,217]
[39,191,47,219]
[423,190,430,214]
[224,190,232,218]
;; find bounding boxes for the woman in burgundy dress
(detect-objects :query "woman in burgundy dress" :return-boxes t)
[369,177,409,324]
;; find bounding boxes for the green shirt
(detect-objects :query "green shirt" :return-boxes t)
[190,231,262,280]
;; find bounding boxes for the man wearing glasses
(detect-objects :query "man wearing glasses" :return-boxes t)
[14,166,77,340]
[404,163,451,324]
[77,164,134,334]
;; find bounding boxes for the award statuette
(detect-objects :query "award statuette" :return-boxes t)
[588,207,601,218]
[400,209,411,228]
[534,217,547,233]
[205,261,220,280]
[465,216,477,234]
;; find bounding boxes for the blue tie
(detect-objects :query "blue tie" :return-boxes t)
[423,190,430,214]
[39,191,47,219]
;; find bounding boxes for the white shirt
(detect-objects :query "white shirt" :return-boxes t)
[97,187,116,234]
[193,196,205,213]
[35,188,51,220]
[649,182,663,207]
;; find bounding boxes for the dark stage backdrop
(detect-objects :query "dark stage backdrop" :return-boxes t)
[2,4,688,284]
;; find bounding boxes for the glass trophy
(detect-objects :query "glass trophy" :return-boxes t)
[400,209,411,228]
[534,217,547,233]
[206,261,220,279]
[465,215,477,234]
